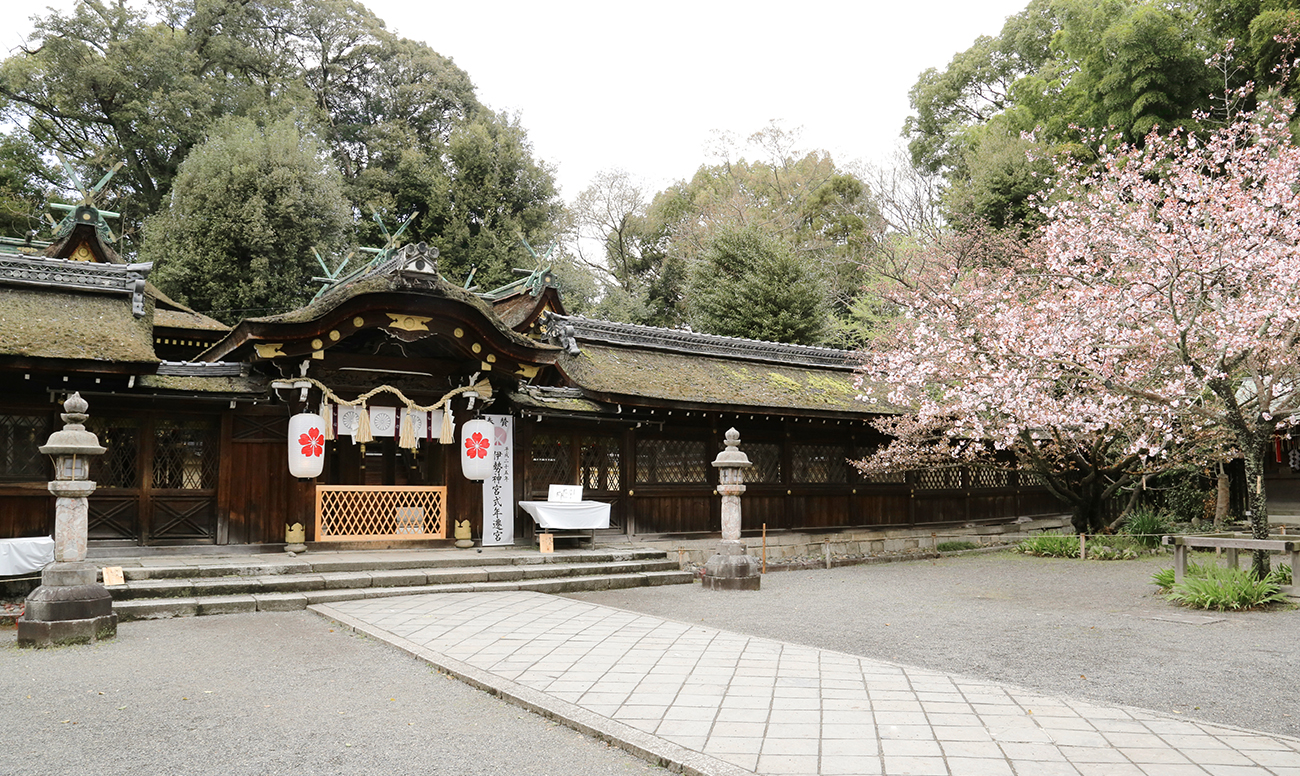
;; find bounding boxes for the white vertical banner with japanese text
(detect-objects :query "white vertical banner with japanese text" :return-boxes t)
[480,414,514,546]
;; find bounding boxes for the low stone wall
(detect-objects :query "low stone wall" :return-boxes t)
[606,516,1072,571]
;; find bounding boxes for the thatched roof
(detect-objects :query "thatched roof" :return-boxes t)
[0,286,157,364]
[555,343,891,415]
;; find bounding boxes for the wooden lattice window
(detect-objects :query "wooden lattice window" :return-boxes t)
[914,468,963,490]
[635,439,708,484]
[153,419,219,490]
[791,444,849,483]
[531,433,574,486]
[87,417,139,489]
[746,442,782,484]
[970,468,1010,489]
[316,486,447,540]
[1020,471,1045,486]
[579,436,621,491]
[0,413,48,482]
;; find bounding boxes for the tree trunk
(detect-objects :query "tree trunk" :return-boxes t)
[1214,463,1229,531]
[1242,448,1272,579]
[1070,482,1108,534]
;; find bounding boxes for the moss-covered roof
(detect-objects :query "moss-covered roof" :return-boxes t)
[555,344,897,415]
[138,373,267,394]
[153,307,230,332]
[0,286,158,364]
[509,387,611,414]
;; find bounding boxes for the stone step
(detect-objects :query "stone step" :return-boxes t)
[113,570,695,621]
[110,548,669,581]
[107,559,683,600]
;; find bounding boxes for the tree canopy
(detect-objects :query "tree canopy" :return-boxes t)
[905,0,1300,230]
[566,125,884,344]
[142,115,351,322]
[861,99,1300,573]
[1,0,561,314]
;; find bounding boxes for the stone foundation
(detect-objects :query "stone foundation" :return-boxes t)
[610,516,1072,571]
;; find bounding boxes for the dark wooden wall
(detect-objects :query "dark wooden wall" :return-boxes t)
[521,415,1067,538]
[222,406,315,544]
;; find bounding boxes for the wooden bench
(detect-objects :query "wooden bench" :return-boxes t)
[1161,533,1300,583]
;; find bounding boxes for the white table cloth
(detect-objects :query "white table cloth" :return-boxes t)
[0,536,54,576]
[518,501,611,530]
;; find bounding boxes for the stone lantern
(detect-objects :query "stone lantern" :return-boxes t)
[18,393,116,647]
[702,428,761,591]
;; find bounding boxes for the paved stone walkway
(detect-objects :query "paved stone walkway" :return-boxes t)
[314,591,1300,776]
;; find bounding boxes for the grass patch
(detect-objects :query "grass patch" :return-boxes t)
[937,541,980,552]
[1086,541,1139,561]
[1016,535,1080,558]
[1119,508,1172,549]
[1164,565,1289,611]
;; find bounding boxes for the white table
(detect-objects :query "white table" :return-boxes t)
[518,501,611,548]
[0,536,54,576]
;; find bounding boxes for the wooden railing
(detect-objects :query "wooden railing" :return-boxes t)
[315,486,447,541]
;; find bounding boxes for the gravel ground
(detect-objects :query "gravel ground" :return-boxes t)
[571,550,1300,739]
[0,612,667,776]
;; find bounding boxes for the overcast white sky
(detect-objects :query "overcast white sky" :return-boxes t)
[8,0,1030,199]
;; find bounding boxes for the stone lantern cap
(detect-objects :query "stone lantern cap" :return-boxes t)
[712,428,751,468]
[38,393,106,457]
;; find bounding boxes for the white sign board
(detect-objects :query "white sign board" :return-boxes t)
[548,484,583,503]
[480,414,515,546]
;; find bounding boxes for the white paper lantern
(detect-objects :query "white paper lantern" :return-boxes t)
[460,418,494,480]
[288,412,327,479]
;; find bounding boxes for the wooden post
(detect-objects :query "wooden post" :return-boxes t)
[1225,547,1238,570]
[824,539,831,570]
[1291,548,1299,586]
[1080,534,1087,560]
[1174,542,1187,583]
[761,523,767,574]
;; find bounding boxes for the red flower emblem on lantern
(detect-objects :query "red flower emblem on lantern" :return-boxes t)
[298,427,325,458]
[465,431,490,459]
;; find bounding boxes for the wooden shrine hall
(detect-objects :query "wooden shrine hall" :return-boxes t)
[0,199,1068,552]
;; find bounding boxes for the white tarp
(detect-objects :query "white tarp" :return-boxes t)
[480,414,515,546]
[0,536,54,576]
[518,501,611,530]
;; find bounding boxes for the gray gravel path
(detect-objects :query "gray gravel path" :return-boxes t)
[0,612,667,776]
[568,550,1300,739]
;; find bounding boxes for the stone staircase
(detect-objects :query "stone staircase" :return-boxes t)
[99,547,694,621]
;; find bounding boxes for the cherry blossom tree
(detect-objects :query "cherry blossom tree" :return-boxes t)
[858,101,1300,577]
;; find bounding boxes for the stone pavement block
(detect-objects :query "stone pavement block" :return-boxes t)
[322,571,373,589]
[311,591,1300,776]
[943,758,1015,776]
[195,595,256,616]
[252,592,307,611]
[113,597,199,620]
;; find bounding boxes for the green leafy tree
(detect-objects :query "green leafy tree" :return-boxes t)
[903,0,1290,230]
[3,0,561,296]
[689,228,828,345]
[0,133,57,240]
[142,116,351,322]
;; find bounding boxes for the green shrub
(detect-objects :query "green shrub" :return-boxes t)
[1166,474,1214,524]
[1120,508,1172,548]
[1016,534,1080,558]
[937,541,979,552]
[1267,563,1294,586]
[1165,565,1289,611]
[1087,543,1139,560]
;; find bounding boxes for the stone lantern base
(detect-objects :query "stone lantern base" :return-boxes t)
[701,540,761,591]
[17,562,117,648]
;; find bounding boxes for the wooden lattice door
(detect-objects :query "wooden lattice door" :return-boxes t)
[88,415,220,545]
